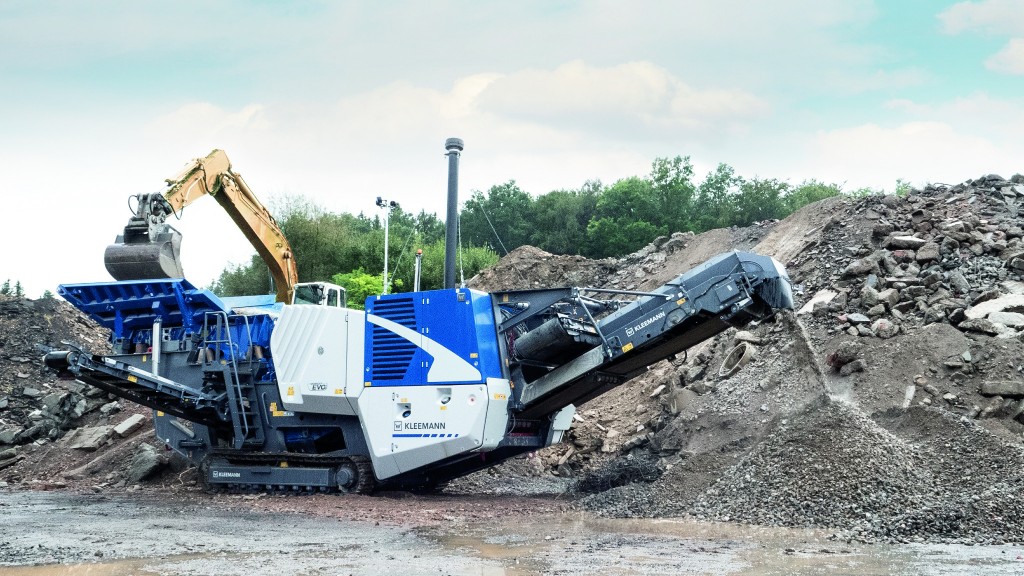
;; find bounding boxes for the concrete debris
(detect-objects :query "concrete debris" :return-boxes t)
[66,426,113,452]
[113,414,147,438]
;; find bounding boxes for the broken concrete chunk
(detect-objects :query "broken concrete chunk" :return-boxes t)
[113,414,147,438]
[68,426,113,451]
[847,313,871,324]
[733,330,762,345]
[871,318,899,339]
[987,311,1024,328]
[980,381,1024,398]
[887,235,928,249]
[958,318,1000,335]
[915,242,941,262]
[965,294,1024,320]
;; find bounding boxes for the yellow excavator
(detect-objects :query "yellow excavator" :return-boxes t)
[103,149,300,303]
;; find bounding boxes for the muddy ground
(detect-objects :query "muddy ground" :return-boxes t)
[1,490,1022,575]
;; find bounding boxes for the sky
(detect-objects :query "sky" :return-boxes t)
[3,0,1024,297]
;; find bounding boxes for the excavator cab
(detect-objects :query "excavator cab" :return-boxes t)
[292,282,347,308]
[104,193,186,281]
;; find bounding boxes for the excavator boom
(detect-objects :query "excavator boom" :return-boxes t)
[103,150,298,303]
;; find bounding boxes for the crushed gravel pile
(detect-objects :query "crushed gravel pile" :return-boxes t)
[684,397,1024,544]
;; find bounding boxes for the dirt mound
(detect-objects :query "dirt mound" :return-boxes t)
[467,245,617,292]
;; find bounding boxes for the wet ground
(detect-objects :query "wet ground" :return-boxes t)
[0,491,1022,575]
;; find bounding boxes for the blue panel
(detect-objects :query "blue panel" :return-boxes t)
[59,279,228,339]
[59,279,278,360]
[364,288,503,387]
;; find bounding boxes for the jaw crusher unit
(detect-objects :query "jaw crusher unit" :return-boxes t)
[46,251,792,493]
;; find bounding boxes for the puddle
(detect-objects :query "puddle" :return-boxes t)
[425,514,1024,576]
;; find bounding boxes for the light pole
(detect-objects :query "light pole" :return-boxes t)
[376,196,398,295]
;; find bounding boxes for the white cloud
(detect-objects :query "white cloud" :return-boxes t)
[810,121,1020,189]
[938,0,1024,35]
[474,60,767,137]
[986,37,1024,73]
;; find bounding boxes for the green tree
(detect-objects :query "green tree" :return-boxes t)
[331,268,387,310]
[0,279,9,296]
[784,180,842,213]
[460,181,535,254]
[732,178,789,226]
[14,281,24,298]
[650,156,697,232]
[694,163,741,231]
[529,184,598,256]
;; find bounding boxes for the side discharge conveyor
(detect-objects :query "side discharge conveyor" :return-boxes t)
[46,251,792,493]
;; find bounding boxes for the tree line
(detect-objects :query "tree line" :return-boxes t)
[212,155,868,305]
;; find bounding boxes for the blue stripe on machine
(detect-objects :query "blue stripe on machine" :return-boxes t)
[391,433,461,438]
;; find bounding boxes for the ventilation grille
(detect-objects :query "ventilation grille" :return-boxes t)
[370,297,417,381]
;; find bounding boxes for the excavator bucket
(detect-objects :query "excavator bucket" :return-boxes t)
[103,226,185,281]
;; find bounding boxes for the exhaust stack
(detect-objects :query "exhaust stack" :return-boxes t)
[444,137,463,289]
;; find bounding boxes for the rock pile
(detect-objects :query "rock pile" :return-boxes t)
[469,173,1024,545]
[0,294,170,489]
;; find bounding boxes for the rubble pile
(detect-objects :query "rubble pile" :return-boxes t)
[479,173,1024,544]
[0,295,171,489]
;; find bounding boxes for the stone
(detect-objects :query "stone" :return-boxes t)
[68,426,113,451]
[21,387,42,399]
[0,398,8,410]
[988,311,1024,328]
[887,235,928,249]
[861,286,880,307]
[41,392,67,413]
[0,448,17,461]
[689,381,716,395]
[866,304,886,317]
[958,318,999,335]
[871,318,899,339]
[877,288,900,308]
[980,381,1024,398]
[842,258,879,279]
[916,242,941,262]
[734,330,762,345]
[669,388,698,414]
[830,341,863,366]
[839,359,866,376]
[683,365,706,385]
[127,444,167,483]
[965,294,1024,319]
[797,289,837,315]
[99,401,121,416]
[847,313,871,324]
[0,428,19,444]
[113,414,147,438]
[942,393,958,403]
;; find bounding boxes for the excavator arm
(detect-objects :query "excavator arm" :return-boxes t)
[103,150,299,303]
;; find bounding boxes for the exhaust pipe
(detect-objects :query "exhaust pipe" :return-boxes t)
[444,137,463,290]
